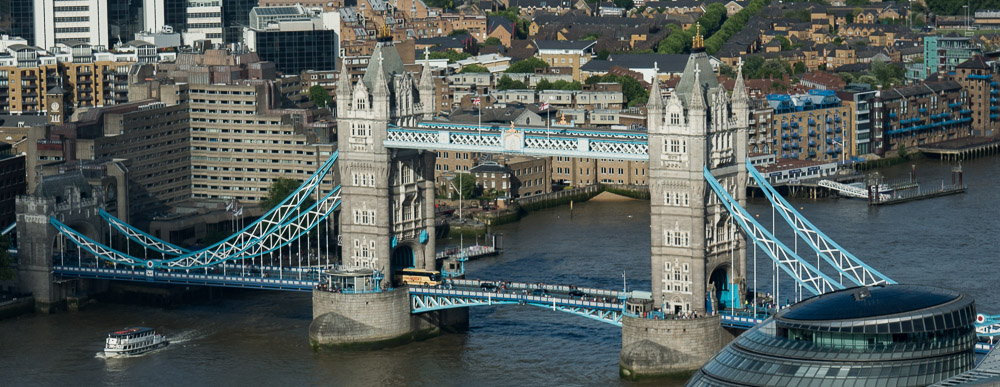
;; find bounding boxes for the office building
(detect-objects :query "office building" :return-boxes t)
[951,55,1000,136]
[243,6,338,75]
[33,0,110,49]
[907,35,982,82]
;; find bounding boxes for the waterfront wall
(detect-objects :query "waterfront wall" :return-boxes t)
[309,287,468,349]
[619,315,735,381]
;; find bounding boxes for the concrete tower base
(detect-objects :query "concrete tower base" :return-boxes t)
[619,315,735,381]
[309,287,468,350]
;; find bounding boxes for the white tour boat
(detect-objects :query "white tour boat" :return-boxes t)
[104,327,169,356]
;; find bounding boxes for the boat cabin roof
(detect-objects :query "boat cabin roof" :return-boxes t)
[108,327,153,337]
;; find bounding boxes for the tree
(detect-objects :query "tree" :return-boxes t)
[452,173,477,200]
[613,0,632,9]
[719,63,737,78]
[897,144,908,159]
[584,74,648,107]
[582,33,600,41]
[838,72,856,84]
[261,178,303,211]
[460,64,490,73]
[743,55,765,79]
[450,29,469,37]
[424,0,453,9]
[429,49,471,63]
[597,49,611,60]
[496,75,528,90]
[793,62,807,74]
[845,0,869,5]
[483,37,502,46]
[0,236,13,281]
[871,60,904,88]
[505,57,548,73]
[774,36,792,51]
[308,85,332,108]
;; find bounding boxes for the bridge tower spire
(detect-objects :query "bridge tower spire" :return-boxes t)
[417,48,435,120]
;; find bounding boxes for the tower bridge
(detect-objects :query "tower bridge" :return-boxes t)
[16,39,998,380]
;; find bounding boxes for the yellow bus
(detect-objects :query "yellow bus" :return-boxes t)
[397,268,442,286]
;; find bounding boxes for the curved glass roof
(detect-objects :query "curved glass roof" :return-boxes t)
[779,285,961,321]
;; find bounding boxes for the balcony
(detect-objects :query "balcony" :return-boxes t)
[808,150,816,157]
[782,143,789,150]
[781,153,789,158]
[808,119,816,126]
[993,89,999,95]
[949,102,962,108]
[826,117,833,123]
[968,74,992,80]
[993,81,999,87]
[791,152,799,158]
[835,116,841,122]
[960,109,973,115]
[22,74,36,80]
[78,95,93,101]
[791,141,800,149]
[808,130,817,136]
[791,121,799,128]
[781,122,789,129]
[808,140,816,146]
[781,133,789,139]
[992,114,999,120]
[791,132,800,139]
[22,83,36,89]
[889,112,897,118]
[23,100,37,105]
[992,98,999,103]
[992,106,999,111]
[826,127,833,134]
[918,108,927,113]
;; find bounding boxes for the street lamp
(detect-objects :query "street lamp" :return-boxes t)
[964,4,970,33]
[446,174,463,221]
[831,139,846,169]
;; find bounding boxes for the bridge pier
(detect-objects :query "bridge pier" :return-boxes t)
[619,315,735,381]
[309,288,467,350]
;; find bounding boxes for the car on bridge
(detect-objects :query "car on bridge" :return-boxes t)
[480,282,499,292]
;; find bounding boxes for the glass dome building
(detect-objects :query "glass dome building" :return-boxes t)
[688,285,977,386]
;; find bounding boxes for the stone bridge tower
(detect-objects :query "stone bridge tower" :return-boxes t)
[646,53,749,315]
[16,174,107,312]
[620,50,749,380]
[335,41,437,284]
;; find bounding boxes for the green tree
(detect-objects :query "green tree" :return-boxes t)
[0,236,13,281]
[535,79,554,91]
[584,74,648,107]
[496,75,528,90]
[582,32,600,41]
[839,72,855,84]
[429,49,472,63]
[450,29,469,36]
[451,173,477,200]
[307,85,332,108]
[505,57,549,73]
[261,178,303,211]
[871,60,904,88]
[613,0,632,9]
[483,37,502,46]
[597,49,611,60]
[460,64,490,73]
[793,62,807,74]
[774,36,792,51]
[719,63,737,78]
[424,0,453,9]
[897,144,908,159]
[845,0,869,5]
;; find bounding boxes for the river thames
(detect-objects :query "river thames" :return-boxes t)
[0,156,997,386]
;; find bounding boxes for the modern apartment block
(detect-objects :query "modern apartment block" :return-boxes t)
[185,0,224,44]
[0,43,134,115]
[766,90,854,163]
[951,55,1000,136]
[907,35,982,82]
[870,81,971,156]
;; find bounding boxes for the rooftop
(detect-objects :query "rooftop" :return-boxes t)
[779,285,961,321]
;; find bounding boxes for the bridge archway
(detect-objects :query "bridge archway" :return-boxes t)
[710,265,737,311]
[391,239,424,272]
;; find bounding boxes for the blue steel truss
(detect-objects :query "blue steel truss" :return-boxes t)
[99,152,340,257]
[746,159,896,287]
[408,286,625,326]
[53,265,318,291]
[704,167,844,296]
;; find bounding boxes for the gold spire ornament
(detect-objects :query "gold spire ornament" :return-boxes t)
[692,23,704,50]
[376,23,392,41]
